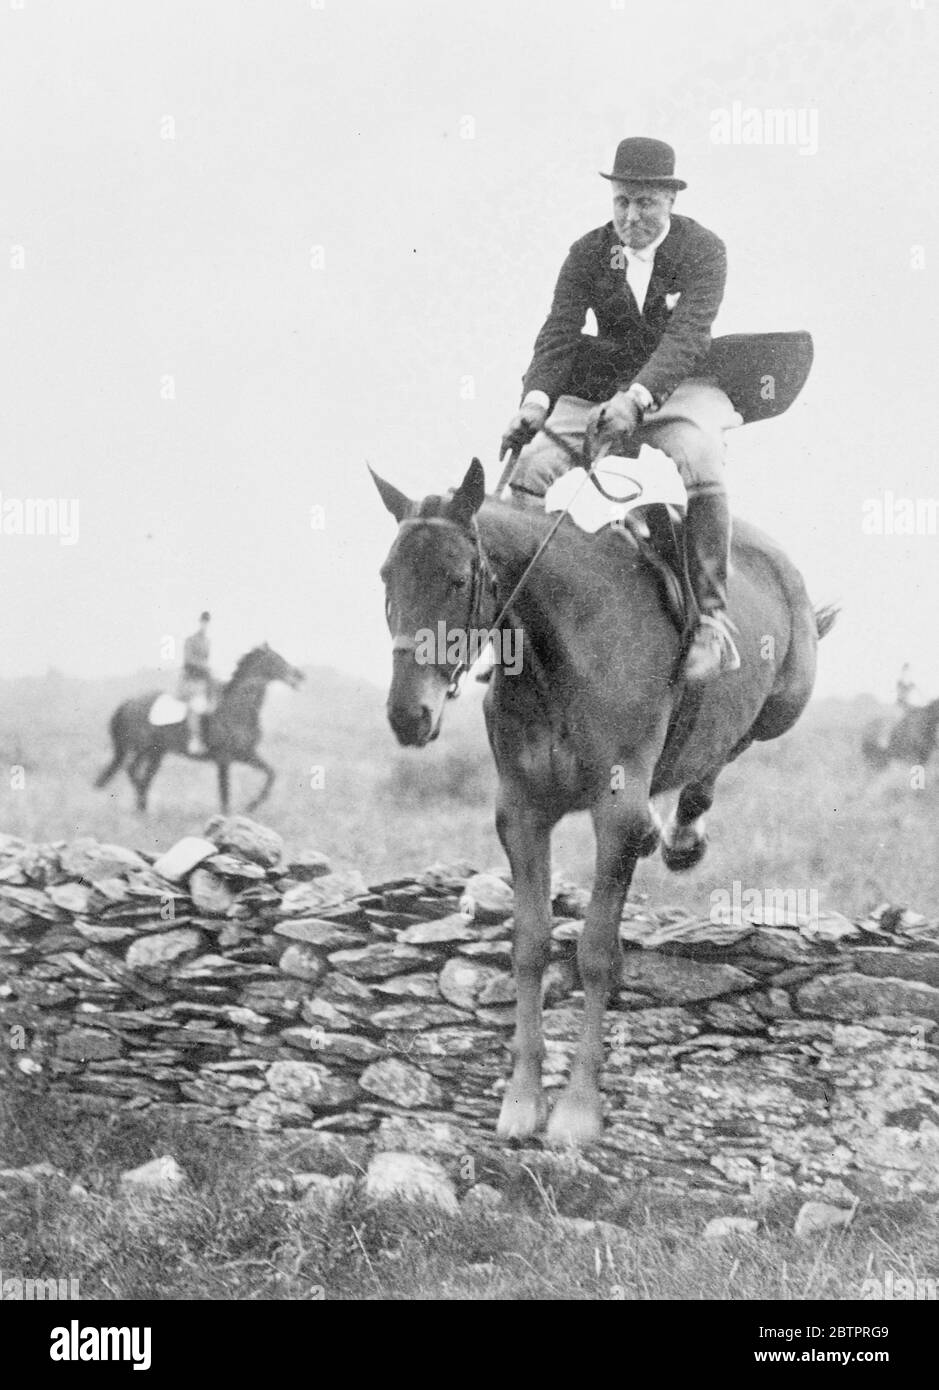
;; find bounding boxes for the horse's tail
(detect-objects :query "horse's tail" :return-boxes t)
[814,602,840,640]
[95,706,127,787]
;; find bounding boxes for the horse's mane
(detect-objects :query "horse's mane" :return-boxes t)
[229,647,265,682]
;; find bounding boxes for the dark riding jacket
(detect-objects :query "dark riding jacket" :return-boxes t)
[521,213,727,409]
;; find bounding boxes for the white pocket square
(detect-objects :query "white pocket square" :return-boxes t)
[665,292,681,311]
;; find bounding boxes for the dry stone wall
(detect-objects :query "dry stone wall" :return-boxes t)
[1,816,938,1204]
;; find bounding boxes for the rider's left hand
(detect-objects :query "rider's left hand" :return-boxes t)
[587,390,643,450]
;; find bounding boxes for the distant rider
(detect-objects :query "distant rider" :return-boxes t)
[178,611,212,756]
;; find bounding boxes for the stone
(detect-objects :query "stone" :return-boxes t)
[364,1152,459,1214]
[120,1155,187,1194]
[459,873,514,924]
[47,882,91,914]
[287,849,333,880]
[398,914,480,945]
[848,949,939,990]
[607,1007,700,1048]
[296,1172,355,1213]
[328,942,429,980]
[203,815,284,867]
[358,1057,445,1108]
[373,972,442,1000]
[235,1092,314,1129]
[152,837,218,882]
[125,929,204,972]
[273,919,368,951]
[267,1059,358,1109]
[619,952,756,1004]
[60,839,149,880]
[279,871,368,916]
[300,997,355,1031]
[278,942,327,984]
[56,1028,123,1062]
[797,972,939,1025]
[188,868,235,917]
[371,1003,469,1030]
[794,1201,856,1239]
[704,1216,759,1240]
[461,1183,504,1215]
[438,958,504,1010]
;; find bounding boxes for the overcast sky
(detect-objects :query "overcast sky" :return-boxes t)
[2,0,937,699]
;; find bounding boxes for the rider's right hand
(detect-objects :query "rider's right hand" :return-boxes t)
[500,401,548,457]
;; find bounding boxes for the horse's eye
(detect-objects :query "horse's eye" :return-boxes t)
[449,576,468,592]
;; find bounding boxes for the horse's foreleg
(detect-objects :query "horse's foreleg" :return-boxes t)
[242,754,275,812]
[135,751,163,813]
[495,786,553,1142]
[217,761,231,814]
[547,789,658,1147]
[661,770,718,872]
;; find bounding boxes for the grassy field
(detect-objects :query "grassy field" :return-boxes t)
[0,667,935,921]
[2,669,938,1301]
[2,1089,937,1302]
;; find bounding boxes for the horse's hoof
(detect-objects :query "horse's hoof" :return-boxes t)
[661,817,708,872]
[496,1091,547,1142]
[545,1093,603,1148]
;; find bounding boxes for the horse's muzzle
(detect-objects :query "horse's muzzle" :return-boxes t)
[387,701,438,747]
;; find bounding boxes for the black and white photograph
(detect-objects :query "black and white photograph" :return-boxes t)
[1,0,938,1330]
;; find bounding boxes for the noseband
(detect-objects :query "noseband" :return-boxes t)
[388,517,495,700]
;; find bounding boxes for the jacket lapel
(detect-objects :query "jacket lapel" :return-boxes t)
[644,221,681,317]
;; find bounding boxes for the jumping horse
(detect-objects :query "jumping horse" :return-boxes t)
[373,459,837,1146]
[95,644,303,813]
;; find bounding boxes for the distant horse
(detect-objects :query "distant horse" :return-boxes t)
[373,459,837,1146]
[861,698,939,769]
[95,644,303,813]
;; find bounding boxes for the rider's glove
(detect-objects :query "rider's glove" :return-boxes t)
[587,389,644,448]
[500,399,549,457]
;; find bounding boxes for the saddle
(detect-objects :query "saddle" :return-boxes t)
[543,451,692,632]
[610,506,689,634]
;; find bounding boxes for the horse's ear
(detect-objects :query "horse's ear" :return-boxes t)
[368,465,415,523]
[450,458,486,528]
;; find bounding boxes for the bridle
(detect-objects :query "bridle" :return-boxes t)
[388,514,496,700]
[387,433,617,701]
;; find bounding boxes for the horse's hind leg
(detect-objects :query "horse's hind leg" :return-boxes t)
[495,785,553,1142]
[548,787,658,1147]
[135,752,163,812]
[661,770,718,871]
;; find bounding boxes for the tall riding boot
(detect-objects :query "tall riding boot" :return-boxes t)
[186,708,206,756]
[682,488,740,682]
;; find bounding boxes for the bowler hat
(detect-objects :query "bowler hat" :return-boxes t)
[599,137,686,189]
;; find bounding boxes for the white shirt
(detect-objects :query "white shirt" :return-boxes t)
[622,217,671,313]
[524,219,671,414]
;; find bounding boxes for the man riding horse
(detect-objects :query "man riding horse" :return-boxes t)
[501,136,742,683]
[177,610,213,756]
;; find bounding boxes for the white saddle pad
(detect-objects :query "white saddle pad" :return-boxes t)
[149,693,188,726]
[544,446,687,533]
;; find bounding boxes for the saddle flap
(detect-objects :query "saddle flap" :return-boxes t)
[149,694,188,727]
[543,446,687,533]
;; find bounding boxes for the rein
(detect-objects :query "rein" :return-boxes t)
[439,436,616,699]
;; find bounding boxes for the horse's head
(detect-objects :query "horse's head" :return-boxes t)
[233,643,304,690]
[372,458,487,747]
